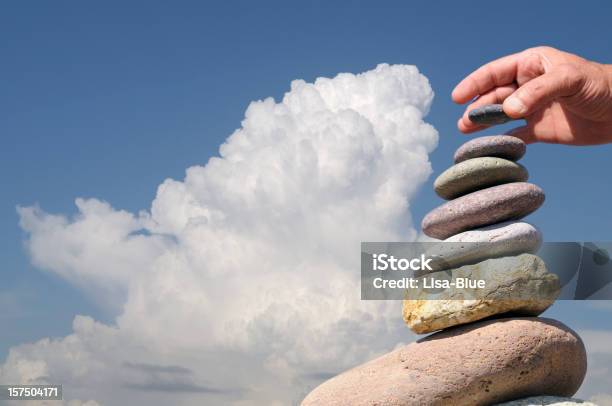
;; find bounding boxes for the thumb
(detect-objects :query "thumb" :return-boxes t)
[502,64,585,118]
[505,125,536,144]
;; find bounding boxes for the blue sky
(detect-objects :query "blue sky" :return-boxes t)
[2,1,612,401]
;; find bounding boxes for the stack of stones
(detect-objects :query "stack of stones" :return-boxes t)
[404,135,559,334]
[302,135,589,406]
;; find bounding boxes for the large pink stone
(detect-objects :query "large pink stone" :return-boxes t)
[301,317,586,406]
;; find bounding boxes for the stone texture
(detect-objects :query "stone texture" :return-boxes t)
[426,221,542,272]
[496,396,597,405]
[454,135,526,163]
[422,182,545,240]
[468,104,515,125]
[301,317,587,406]
[403,254,559,333]
[434,157,529,199]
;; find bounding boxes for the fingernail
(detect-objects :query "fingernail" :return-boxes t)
[505,96,527,115]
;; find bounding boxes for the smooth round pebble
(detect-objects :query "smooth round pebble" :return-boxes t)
[434,157,528,199]
[422,182,545,240]
[496,396,597,406]
[425,221,542,272]
[301,318,587,406]
[454,135,526,163]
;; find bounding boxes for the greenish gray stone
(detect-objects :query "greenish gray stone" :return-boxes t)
[434,157,529,199]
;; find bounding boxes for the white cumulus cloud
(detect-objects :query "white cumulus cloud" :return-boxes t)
[2,64,438,405]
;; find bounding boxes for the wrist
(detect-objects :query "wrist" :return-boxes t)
[603,64,612,141]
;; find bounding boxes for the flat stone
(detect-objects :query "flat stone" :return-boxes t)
[301,318,587,406]
[403,254,559,334]
[496,396,597,405]
[468,104,515,125]
[434,157,528,199]
[422,182,545,240]
[426,221,542,272]
[454,135,526,163]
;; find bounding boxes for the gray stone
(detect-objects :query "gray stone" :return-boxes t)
[426,221,542,272]
[301,318,587,406]
[403,254,559,334]
[468,104,515,125]
[454,135,526,163]
[434,157,529,199]
[422,182,545,240]
[496,396,597,405]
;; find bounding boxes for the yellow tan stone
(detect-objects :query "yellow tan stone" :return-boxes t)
[402,254,559,334]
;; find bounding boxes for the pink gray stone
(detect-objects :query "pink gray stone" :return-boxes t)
[454,135,526,163]
[301,318,587,406]
[422,182,545,240]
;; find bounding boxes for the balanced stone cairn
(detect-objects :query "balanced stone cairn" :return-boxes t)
[302,133,589,405]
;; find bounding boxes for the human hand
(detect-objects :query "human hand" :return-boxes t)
[453,46,612,145]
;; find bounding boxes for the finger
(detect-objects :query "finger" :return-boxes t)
[503,64,584,118]
[458,84,517,133]
[505,125,536,144]
[452,52,522,104]
[458,118,488,134]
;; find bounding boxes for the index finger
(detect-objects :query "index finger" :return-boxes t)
[452,52,522,104]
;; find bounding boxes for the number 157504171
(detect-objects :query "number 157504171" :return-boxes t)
[1,385,62,400]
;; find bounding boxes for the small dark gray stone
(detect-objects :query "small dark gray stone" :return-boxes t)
[468,104,515,125]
